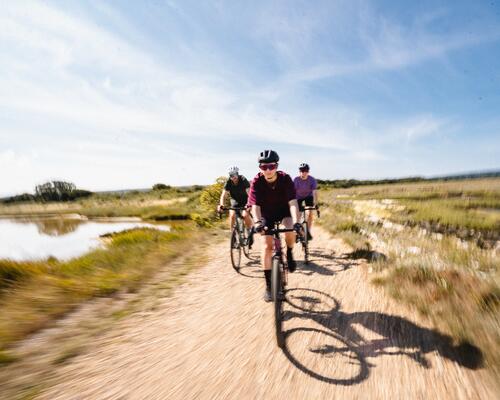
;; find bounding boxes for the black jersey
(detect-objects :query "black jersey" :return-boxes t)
[224,175,250,205]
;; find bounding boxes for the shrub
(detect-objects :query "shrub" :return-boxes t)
[152,183,171,191]
[199,177,226,217]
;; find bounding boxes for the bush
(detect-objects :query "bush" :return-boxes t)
[199,177,226,217]
[1,193,36,204]
[152,183,171,191]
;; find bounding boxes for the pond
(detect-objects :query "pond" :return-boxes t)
[0,216,170,261]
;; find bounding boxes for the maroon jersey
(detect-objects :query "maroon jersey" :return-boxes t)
[247,171,296,220]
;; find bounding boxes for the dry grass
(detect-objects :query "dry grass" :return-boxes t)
[0,190,201,221]
[330,178,500,239]
[319,179,500,378]
[0,224,199,351]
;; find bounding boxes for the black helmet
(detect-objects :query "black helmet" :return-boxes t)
[258,150,279,163]
[299,163,310,171]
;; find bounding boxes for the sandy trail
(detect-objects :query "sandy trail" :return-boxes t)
[39,227,493,399]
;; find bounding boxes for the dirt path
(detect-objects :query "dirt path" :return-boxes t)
[38,227,494,399]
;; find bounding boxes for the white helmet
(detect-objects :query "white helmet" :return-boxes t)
[228,166,239,176]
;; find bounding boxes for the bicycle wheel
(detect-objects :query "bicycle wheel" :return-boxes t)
[302,221,309,264]
[240,221,251,259]
[230,227,241,272]
[271,256,285,348]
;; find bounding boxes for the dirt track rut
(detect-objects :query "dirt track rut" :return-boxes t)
[39,227,494,399]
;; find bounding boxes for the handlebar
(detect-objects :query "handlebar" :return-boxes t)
[218,206,248,212]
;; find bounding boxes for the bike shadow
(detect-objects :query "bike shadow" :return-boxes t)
[237,258,262,279]
[281,288,483,386]
[296,249,355,277]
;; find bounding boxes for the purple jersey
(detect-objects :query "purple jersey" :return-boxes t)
[293,175,317,200]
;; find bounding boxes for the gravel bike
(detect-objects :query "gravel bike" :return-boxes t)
[265,221,302,348]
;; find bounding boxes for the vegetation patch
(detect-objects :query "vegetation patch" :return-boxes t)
[319,178,500,379]
[0,225,198,353]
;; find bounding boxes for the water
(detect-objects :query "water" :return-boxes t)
[0,217,170,261]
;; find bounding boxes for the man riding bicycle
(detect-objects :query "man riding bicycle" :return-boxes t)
[293,163,318,240]
[248,150,302,302]
[217,166,253,239]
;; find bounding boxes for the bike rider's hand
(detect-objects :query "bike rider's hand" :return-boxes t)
[254,220,265,234]
[217,204,224,213]
[293,222,303,234]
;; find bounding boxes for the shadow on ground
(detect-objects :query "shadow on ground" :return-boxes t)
[282,287,484,386]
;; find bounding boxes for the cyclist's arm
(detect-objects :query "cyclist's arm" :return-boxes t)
[219,189,228,207]
[288,199,300,225]
[251,205,262,223]
[313,189,318,206]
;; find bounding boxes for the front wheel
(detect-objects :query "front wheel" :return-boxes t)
[242,226,251,259]
[302,221,309,264]
[272,256,285,348]
[230,228,241,272]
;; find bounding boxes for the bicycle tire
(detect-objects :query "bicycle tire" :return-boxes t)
[271,256,285,348]
[241,222,251,259]
[230,227,241,271]
[302,221,309,264]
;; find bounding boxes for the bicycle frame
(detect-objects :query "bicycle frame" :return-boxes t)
[266,223,296,286]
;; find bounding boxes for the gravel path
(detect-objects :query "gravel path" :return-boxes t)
[39,227,494,399]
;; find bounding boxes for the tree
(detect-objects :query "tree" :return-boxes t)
[152,183,171,191]
[34,180,89,202]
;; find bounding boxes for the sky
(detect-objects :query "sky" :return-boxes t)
[1,0,499,196]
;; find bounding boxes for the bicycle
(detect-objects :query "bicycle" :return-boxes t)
[219,206,251,272]
[298,206,320,264]
[265,221,302,348]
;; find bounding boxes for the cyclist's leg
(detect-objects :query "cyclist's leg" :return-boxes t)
[229,199,239,229]
[262,231,274,299]
[282,217,297,272]
[242,209,253,229]
[282,217,295,248]
[305,195,314,234]
[229,209,236,230]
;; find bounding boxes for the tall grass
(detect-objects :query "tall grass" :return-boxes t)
[0,225,197,351]
[319,179,500,379]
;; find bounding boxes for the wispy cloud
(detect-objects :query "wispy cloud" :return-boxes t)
[1,1,498,195]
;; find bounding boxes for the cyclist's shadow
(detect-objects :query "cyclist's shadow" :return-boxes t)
[282,288,483,386]
[237,257,262,279]
[297,249,355,277]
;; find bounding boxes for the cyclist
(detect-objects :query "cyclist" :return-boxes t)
[217,166,253,244]
[248,150,302,302]
[293,163,318,240]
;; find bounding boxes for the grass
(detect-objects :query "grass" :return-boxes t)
[0,224,199,352]
[0,188,202,221]
[328,178,500,241]
[318,178,500,379]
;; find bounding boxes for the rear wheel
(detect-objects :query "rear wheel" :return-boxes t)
[272,256,285,348]
[230,228,241,272]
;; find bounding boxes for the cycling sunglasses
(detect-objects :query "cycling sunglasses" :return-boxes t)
[259,163,277,171]
[299,168,309,172]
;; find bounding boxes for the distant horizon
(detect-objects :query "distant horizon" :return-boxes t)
[2,168,499,198]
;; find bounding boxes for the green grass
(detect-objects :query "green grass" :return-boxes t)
[329,178,500,237]
[0,225,198,352]
[319,179,500,379]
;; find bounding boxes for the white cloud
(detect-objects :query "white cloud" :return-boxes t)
[1,1,496,195]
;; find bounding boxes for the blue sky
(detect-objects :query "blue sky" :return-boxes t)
[1,0,499,196]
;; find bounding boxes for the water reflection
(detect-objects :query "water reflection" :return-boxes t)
[14,216,84,236]
[0,217,169,261]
